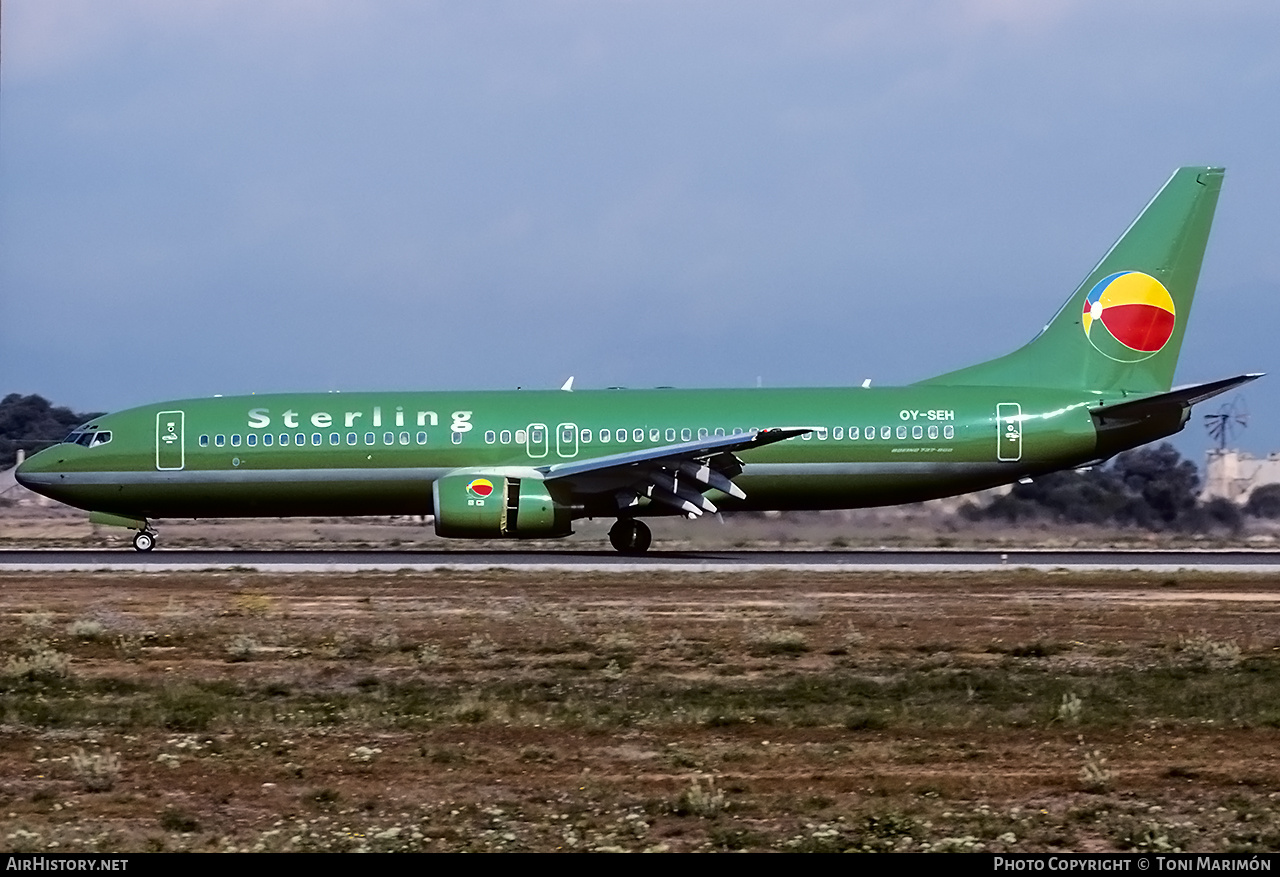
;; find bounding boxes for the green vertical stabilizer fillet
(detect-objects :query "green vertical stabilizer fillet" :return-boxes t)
[920,167,1224,394]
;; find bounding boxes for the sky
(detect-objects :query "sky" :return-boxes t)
[3,0,1278,462]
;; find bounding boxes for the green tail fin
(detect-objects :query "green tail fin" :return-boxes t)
[919,166,1224,394]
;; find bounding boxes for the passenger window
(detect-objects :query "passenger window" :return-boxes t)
[215,435,225,447]
[896,426,907,440]
[944,425,954,440]
[581,429,592,443]
[451,431,462,445]
[229,434,240,447]
[347,433,357,445]
[383,432,394,445]
[833,427,843,440]
[649,429,660,442]
[531,427,544,443]
[714,428,724,437]
[817,428,828,440]
[330,433,340,445]
[681,428,692,441]
[633,428,644,442]
[279,434,289,446]
[802,432,812,441]
[246,434,257,446]
[665,428,675,442]
[416,432,428,445]
[312,433,322,446]
[928,425,938,440]
[485,430,496,444]
[880,426,891,440]
[399,432,409,445]
[562,426,576,443]
[600,429,610,443]
[912,425,923,439]
[365,432,375,445]
[516,429,527,444]
[200,435,209,447]
[263,433,273,446]
[297,433,306,446]
[500,430,512,444]
[698,428,708,439]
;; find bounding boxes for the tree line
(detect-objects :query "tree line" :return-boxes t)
[959,442,1263,533]
[0,394,102,469]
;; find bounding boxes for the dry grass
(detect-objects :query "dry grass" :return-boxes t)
[2,568,1280,851]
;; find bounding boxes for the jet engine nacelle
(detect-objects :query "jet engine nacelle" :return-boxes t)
[431,469,572,539]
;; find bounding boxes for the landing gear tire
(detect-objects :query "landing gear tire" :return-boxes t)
[609,519,651,555]
[132,531,156,552]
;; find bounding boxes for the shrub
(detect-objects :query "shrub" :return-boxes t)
[66,619,106,640]
[748,629,809,656]
[4,643,70,682]
[1177,633,1241,668]
[671,777,726,817]
[225,634,261,662]
[1245,484,1280,519]
[70,748,121,792]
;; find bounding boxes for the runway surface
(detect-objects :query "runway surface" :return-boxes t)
[3,548,1280,572]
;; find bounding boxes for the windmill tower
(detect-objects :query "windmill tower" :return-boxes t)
[1201,397,1251,501]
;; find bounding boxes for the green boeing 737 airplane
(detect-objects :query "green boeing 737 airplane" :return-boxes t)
[16,166,1260,553]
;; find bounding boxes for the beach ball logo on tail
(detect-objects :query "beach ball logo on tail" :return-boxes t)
[1081,271,1176,363]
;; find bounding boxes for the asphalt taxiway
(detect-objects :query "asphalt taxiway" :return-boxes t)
[2,548,1279,572]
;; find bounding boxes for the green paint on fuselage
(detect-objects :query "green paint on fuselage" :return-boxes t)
[18,385,1103,518]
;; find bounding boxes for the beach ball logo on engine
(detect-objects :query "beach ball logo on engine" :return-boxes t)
[465,477,495,499]
[1081,271,1176,363]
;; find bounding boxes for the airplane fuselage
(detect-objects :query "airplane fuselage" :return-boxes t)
[19,384,1114,521]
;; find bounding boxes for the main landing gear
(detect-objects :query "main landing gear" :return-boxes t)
[132,529,157,552]
[608,518,651,555]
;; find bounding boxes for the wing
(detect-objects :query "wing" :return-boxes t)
[539,427,812,517]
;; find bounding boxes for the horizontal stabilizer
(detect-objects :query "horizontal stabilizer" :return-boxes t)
[1091,373,1262,423]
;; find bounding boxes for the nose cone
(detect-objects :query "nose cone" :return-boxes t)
[14,446,58,492]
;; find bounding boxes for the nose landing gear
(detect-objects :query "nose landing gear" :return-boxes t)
[608,518,651,554]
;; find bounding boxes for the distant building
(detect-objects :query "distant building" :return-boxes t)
[1201,449,1280,503]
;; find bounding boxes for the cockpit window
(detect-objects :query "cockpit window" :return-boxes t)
[64,430,113,448]
[64,430,112,448]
